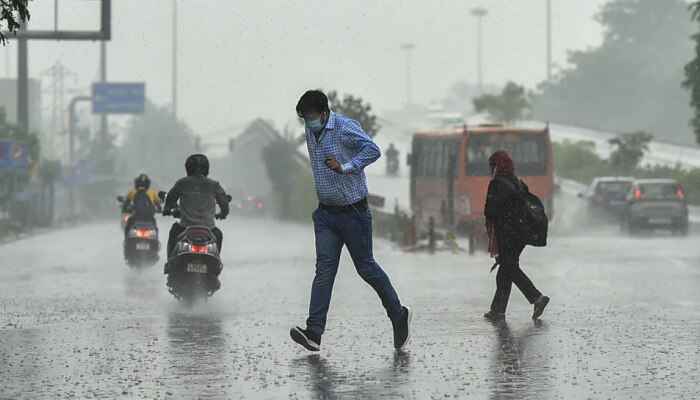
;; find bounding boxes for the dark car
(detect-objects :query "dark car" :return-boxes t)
[233,194,266,216]
[621,179,688,235]
[579,176,634,221]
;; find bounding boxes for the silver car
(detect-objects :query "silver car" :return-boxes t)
[621,179,688,235]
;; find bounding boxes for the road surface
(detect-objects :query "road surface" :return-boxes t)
[1,198,699,399]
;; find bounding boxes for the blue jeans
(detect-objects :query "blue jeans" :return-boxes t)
[306,207,404,336]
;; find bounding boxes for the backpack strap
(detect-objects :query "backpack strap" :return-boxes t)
[494,175,523,195]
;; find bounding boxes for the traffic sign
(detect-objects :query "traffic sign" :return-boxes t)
[0,140,29,171]
[92,82,145,114]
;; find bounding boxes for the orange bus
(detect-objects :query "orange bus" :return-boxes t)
[408,124,554,250]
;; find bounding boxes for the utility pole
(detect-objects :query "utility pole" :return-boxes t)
[471,7,488,93]
[400,43,416,108]
[172,0,178,118]
[100,40,108,135]
[546,0,552,82]
[17,24,28,130]
[42,62,77,159]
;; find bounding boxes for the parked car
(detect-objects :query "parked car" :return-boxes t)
[579,176,634,221]
[620,179,688,235]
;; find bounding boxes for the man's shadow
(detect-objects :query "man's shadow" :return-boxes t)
[488,320,551,400]
[295,350,412,399]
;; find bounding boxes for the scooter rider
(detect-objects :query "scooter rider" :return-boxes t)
[163,154,229,289]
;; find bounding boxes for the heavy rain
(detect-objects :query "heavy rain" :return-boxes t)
[0,1,699,399]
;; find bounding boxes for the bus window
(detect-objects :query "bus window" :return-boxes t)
[466,132,548,176]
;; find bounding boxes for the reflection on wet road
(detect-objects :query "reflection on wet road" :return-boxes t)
[1,218,699,398]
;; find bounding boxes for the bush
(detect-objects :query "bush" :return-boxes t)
[554,140,700,204]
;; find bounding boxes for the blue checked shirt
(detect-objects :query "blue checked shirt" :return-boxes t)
[305,112,380,206]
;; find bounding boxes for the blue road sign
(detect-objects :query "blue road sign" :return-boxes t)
[0,140,29,171]
[92,82,145,114]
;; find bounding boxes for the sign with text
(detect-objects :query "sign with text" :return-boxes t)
[92,82,146,114]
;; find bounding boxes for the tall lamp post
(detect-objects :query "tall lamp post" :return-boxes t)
[400,43,416,108]
[471,7,488,93]
[172,0,178,118]
[546,0,552,82]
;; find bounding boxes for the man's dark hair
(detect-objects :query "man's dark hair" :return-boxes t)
[296,90,330,118]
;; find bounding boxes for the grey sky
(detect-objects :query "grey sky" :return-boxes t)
[3,0,609,135]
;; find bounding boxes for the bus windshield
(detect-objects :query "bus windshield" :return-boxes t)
[466,132,548,176]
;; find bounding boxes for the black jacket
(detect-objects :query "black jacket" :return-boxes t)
[484,174,527,245]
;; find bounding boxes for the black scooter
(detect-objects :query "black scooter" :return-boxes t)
[117,196,160,268]
[158,191,230,305]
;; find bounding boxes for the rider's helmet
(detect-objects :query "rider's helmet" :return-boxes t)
[185,154,209,177]
[134,173,151,189]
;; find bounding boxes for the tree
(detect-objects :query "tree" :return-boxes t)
[683,2,700,143]
[608,131,653,170]
[118,101,195,186]
[473,82,531,124]
[533,0,694,143]
[0,106,39,210]
[327,91,381,137]
[1,0,30,45]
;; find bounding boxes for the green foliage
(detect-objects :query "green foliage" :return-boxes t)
[473,82,530,124]
[0,107,40,209]
[287,166,317,221]
[684,1,700,143]
[554,140,700,204]
[552,140,615,183]
[534,0,694,143]
[0,0,30,45]
[262,139,304,218]
[118,101,194,186]
[327,91,381,137]
[608,131,653,169]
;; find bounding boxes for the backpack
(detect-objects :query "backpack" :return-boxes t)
[496,176,548,247]
[132,188,156,220]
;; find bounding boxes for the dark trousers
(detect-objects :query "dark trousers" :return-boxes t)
[490,240,541,314]
[167,222,223,257]
[306,207,404,336]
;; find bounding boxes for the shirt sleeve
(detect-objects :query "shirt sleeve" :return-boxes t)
[214,183,230,217]
[164,180,183,211]
[339,119,381,174]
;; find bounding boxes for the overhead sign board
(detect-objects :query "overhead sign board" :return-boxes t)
[92,82,145,114]
[0,140,29,171]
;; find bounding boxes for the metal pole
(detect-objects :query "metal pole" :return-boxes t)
[471,8,488,93]
[100,41,108,135]
[68,96,92,167]
[68,95,91,215]
[546,0,552,82]
[54,0,59,31]
[400,43,415,108]
[172,0,178,118]
[406,49,411,106]
[476,17,482,92]
[17,25,28,130]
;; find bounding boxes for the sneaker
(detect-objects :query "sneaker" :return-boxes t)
[290,326,321,351]
[483,311,505,320]
[392,306,413,350]
[532,296,550,320]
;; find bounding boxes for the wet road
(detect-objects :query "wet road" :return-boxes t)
[1,209,700,399]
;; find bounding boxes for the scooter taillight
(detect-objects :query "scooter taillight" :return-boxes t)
[136,229,154,238]
[192,245,207,253]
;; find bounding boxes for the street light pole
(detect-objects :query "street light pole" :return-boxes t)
[172,0,178,118]
[546,0,552,82]
[400,43,415,108]
[471,7,488,93]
